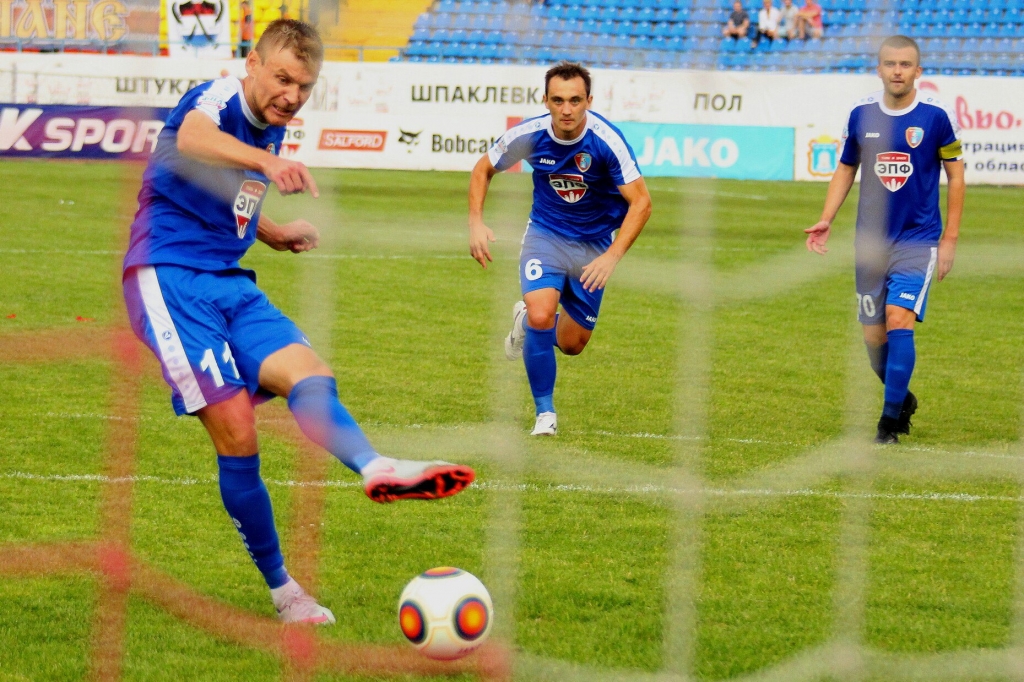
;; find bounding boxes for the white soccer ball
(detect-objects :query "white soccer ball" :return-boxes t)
[398,567,493,660]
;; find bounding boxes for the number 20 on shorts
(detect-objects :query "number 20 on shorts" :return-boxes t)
[857,293,876,318]
[525,258,544,281]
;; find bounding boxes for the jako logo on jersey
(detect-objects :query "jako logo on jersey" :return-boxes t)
[549,174,588,203]
[899,292,917,301]
[538,158,555,165]
[233,180,266,238]
[574,152,592,173]
[865,132,880,138]
[906,127,924,148]
[874,152,914,192]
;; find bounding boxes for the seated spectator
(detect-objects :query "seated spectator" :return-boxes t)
[722,1,750,39]
[753,0,781,44]
[797,0,823,39]
[778,0,800,40]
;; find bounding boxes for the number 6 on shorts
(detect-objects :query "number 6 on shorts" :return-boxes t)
[525,258,543,281]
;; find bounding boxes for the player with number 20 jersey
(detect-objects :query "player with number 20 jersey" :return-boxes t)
[806,35,965,444]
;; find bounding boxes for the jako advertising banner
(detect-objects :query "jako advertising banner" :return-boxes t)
[616,122,795,180]
[0,104,168,158]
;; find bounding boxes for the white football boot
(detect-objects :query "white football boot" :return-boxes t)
[361,456,476,503]
[272,578,336,625]
[531,411,558,436]
[504,300,528,360]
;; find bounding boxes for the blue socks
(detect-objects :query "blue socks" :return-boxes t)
[882,329,915,419]
[866,341,888,383]
[217,454,289,589]
[523,324,557,415]
[287,376,379,474]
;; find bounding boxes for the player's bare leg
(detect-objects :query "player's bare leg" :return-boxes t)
[259,343,474,502]
[865,306,918,443]
[555,312,592,356]
[197,391,335,624]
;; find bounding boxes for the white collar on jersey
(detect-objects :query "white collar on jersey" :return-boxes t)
[546,112,590,145]
[233,77,269,129]
[877,89,920,117]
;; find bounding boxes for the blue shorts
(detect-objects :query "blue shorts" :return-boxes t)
[519,222,612,331]
[123,265,308,416]
[855,243,938,325]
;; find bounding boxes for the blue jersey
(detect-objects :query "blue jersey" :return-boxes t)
[839,90,962,246]
[488,111,641,241]
[124,77,285,273]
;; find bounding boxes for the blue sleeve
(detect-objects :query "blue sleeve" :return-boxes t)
[838,108,860,167]
[488,128,534,171]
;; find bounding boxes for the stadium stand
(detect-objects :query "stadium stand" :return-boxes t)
[320,0,433,61]
[398,0,1024,76]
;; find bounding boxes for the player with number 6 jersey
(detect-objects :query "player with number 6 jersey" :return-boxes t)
[468,61,653,436]
[805,35,965,444]
[122,20,474,626]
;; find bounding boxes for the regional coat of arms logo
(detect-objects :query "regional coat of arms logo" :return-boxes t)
[874,151,914,192]
[807,135,841,177]
[905,127,924,148]
[548,174,588,203]
[574,152,592,173]
[170,0,226,47]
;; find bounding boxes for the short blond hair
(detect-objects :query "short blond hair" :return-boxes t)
[255,19,323,66]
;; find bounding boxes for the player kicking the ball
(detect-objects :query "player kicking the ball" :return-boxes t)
[805,35,964,444]
[122,20,474,624]
[468,61,652,436]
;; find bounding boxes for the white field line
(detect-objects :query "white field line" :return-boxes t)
[3,470,1021,505]
[40,412,1024,462]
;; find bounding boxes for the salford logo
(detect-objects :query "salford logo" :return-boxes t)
[549,173,588,203]
[233,180,266,238]
[874,152,914,192]
[318,129,387,151]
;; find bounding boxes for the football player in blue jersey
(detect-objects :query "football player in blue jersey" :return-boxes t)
[468,62,653,436]
[805,35,965,444]
[122,20,474,624]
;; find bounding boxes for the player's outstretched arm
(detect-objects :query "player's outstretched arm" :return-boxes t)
[257,214,320,252]
[177,110,319,198]
[938,158,965,281]
[580,177,653,293]
[468,154,500,269]
[805,161,857,255]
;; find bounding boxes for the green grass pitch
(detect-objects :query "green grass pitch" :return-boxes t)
[1,159,1023,681]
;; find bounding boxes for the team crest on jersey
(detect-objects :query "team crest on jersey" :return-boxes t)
[905,127,924,148]
[574,152,592,173]
[233,180,266,238]
[549,174,588,203]
[874,152,914,192]
[266,143,276,155]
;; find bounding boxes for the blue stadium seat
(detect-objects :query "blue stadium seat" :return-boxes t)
[665,35,685,51]
[439,0,458,12]
[595,19,614,33]
[611,32,632,47]
[433,28,452,42]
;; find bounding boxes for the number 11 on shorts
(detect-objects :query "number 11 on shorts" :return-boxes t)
[199,342,240,387]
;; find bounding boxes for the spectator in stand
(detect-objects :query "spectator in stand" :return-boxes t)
[779,0,800,40]
[722,0,750,39]
[238,0,254,58]
[797,0,824,39]
[753,0,782,45]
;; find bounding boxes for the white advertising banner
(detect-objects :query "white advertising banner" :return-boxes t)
[1,53,1023,183]
[164,0,233,59]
